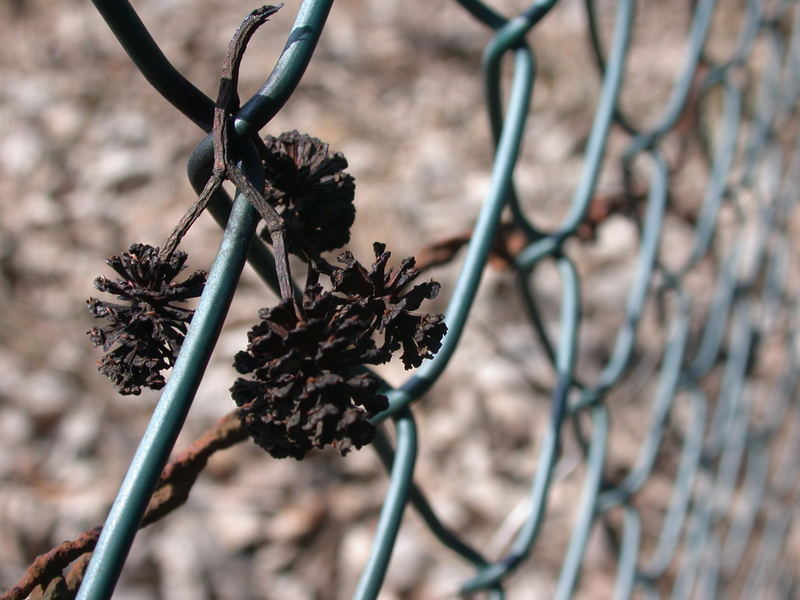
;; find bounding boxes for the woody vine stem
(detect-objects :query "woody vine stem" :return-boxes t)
[161,5,296,305]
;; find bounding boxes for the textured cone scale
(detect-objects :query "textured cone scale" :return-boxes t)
[86,244,206,395]
[259,130,356,255]
[232,245,446,459]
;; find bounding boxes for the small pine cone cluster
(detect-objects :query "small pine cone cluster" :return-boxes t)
[87,244,206,395]
[85,126,447,462]
[332,243,447,369]
[232,244,447,460]
[231,290,387,459]
[259,130,356,254]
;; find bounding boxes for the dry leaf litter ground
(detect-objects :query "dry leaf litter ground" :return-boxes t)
[1,1,795,599]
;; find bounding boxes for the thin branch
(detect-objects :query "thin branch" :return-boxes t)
[411,189,653,274]
[0,411,247,600]
[160,5,281,263]
[213,6,298,304]
[224,162,297,304]
[413,223,529,273]
[160,176,223,260]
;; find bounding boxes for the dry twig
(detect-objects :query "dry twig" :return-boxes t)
[0,411,247,600]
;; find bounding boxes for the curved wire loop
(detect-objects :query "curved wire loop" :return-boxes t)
[76,0,800,598]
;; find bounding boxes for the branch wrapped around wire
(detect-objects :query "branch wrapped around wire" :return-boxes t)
[0,411,248,600]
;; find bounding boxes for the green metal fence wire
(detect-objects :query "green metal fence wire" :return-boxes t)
[73,0,800,598]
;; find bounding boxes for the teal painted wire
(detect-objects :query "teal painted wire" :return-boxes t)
[641,388,707,578]
[555,405,609,600]
[678,80,742,275]
[742,414,800,597]
[186,136,283,294]
[718,228,800,573]
[90,0,215,130]
[90,0,332,135]
[75,148,265,600]
[707,303,753,451]
[720,445,769,570]
[572,150,668,411]
[781,6,800,107]
[516,0,634,265]
[374,25,535,423]
[641,583,662,600]
[461,255,580,593]
[696,535,722,599]
[353,409,417,600]
[483,10,548,240]
[236,0,333,132]
[726,0,763,68]
[624,0,718,156]
[516,267,560,372]
[371,428,491,569]
[596,290,690,509]
[685,242,741,379]
[481,3,558,181]
[672,303,754,599]
[557,0,633,237]
[612,507,641,600]
[742,27,785,186]
[583,0,638,135]
[455,0,507,30]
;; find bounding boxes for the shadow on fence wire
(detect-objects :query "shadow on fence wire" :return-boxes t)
[9,0,800,598]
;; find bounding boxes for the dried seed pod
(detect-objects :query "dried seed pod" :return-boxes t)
[333,243,448,369]
[231,287,389,460]
[259,130,356,254]
[232,244,447,460]
[87,243,206,395]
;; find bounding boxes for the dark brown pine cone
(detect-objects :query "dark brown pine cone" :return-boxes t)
[333,243,448,369]
[231,287,389,460]
[232,245,447,460]
[258,130,356,254]
[87,243,206,395]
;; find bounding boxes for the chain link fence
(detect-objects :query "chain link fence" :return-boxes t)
[2,0,800,598]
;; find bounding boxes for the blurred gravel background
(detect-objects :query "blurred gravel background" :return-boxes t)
[0,1,793,599]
